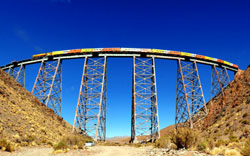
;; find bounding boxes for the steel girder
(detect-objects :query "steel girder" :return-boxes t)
[32,59,62,116]
[175,60,207,129]
[211,65,230,99]
[7,65,25,87]
[131,57,160,143]
[73,57,107,141]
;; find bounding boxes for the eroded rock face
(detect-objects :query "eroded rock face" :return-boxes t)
[0,69,73,146]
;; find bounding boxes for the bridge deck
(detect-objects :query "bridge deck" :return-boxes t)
[0,48,238,72]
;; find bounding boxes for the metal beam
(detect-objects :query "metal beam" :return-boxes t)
[7,64,26,87]
[204,66,231,127]
[32,59,62,116]
[175,60,207,129]
[131,57,160,143]
[211,65,230,99]
[73,57,107,141]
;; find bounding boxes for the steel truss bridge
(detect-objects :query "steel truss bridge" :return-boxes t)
[0,48,238,143]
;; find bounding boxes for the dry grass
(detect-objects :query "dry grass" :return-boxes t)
[240,138,250,156]
[0,69,84,147]
[155,136,171,148]
[53,134,92,151]
[209,146,241,155]
[225,148,241,156]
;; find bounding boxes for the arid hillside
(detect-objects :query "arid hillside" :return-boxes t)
[0,69,76,146]
[197,65,250,144]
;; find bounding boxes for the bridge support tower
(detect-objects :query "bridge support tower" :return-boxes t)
[32,59,62,116]
[211,65,230,99]
[131,56,160,143]
[204,66,230,127]
[175,60,207,129]
[73,57,107,141]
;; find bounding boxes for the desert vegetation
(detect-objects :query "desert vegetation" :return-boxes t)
[0,139,15,152]
[53,134,92,151]
[154,127,250,155]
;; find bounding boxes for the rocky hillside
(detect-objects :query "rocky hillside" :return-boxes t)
[197,65,250,144]
[0,69,77,146]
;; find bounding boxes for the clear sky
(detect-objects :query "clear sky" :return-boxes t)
[0,0,250,137]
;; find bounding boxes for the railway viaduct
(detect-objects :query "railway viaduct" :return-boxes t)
[0,48,238,143]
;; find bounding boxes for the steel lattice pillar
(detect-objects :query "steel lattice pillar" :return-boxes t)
[211,65,230,98]
[7,65,25,87]
[205,65,231,126]
[131,57,160,143]
[32,59,62,116]
[73,57,107,141]
[175,60,207,129]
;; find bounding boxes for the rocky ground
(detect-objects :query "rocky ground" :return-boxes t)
[0,146,210,156]
[0,68,90,146]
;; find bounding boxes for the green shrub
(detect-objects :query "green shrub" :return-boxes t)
[241,138,250,156]
[155,136,171,148]
[170,128,198,149]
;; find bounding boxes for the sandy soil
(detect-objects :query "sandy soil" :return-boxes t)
[89,145,152,156]
[0,146,153,156]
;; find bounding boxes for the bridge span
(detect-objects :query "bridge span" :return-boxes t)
[0,48,238,143]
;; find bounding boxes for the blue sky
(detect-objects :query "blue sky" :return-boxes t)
[0,0,250,137]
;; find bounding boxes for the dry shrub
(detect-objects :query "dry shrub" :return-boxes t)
[207,137,215,150]
[224,128,230,135]
[210,146,226,155]
[241,138,250,156]
[0,139,15,152]
[53,140,68,150]
[196,141,208,152]
[155,136,171,148]
[196,136,214,152]
[241,120,250,125]
[170,128,198,149]
[215,139,226,147]
[229,135,239,143]
[242,113,248,118]
[225,148,241,156]
[53,134,92,151]
[227,142,241,149]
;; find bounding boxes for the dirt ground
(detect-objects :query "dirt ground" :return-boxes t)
[0,146,153,156]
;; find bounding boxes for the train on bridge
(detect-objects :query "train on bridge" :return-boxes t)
[32,47,238,69]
